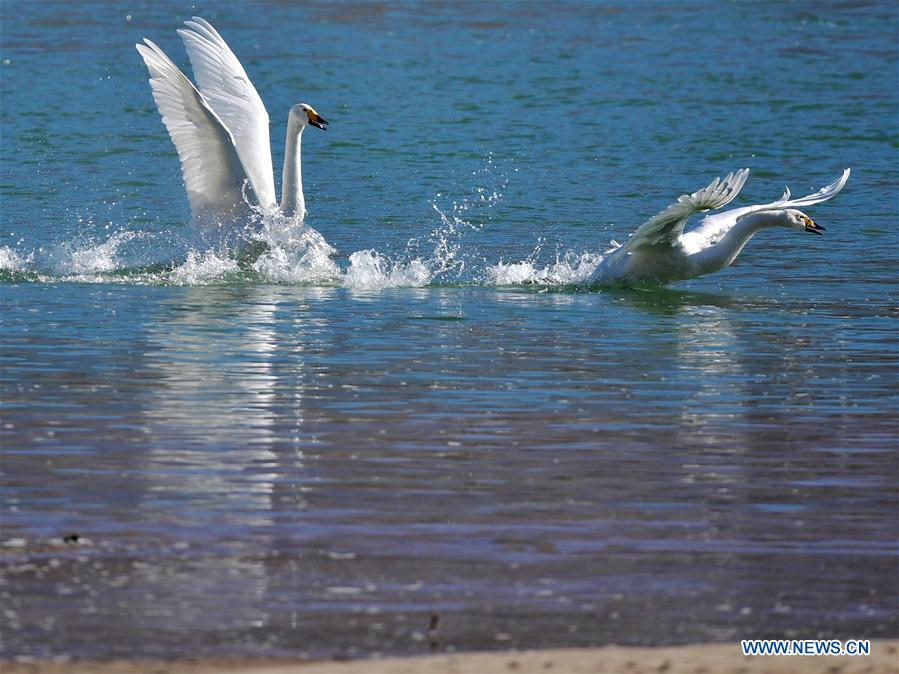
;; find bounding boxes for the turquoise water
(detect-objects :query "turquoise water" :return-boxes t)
[2,0,897,661]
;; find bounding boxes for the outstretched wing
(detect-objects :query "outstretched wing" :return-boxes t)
[723,168,851,225]
[622,169,750,251]
[136,39,256,226]
[177,17,276,208]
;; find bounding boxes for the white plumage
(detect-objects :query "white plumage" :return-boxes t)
[136,17,328,231]
[177,18,276,209]
[590,168,850,287]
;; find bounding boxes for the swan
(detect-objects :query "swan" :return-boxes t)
[135,17,328,231]
[589,168,850,287]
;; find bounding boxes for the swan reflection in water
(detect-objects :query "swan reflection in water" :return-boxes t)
[134,285,334,634]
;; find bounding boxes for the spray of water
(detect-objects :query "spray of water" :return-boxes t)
[486,245,602,286]
[168,250,242,285]
[0,246,31,272]
[1,156,609,290]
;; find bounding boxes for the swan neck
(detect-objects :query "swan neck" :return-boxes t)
[696,212,781,274]
[279,119,305,220]
[734,210,796,249]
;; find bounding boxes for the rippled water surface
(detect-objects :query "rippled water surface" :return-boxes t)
[2,0,898,661]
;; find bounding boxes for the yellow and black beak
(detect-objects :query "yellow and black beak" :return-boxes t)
[803,216,825,236]
[307,110,328,131]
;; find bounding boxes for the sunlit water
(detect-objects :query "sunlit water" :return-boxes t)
[1,0,897,662]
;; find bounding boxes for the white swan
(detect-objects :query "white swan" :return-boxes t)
[135,17,328,231]
[589,168,850,287]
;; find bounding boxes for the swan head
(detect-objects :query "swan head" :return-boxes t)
[738,208,826,235]
[291,103,328,131]
[782,208,825,236]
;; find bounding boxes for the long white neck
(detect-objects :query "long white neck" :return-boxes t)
[693,211,784,275]
[279,116,306,220]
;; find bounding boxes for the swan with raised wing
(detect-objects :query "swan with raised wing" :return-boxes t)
[590,168,850,287]
[136,17,328,231]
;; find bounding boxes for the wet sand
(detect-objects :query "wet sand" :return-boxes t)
[4,640,898,674]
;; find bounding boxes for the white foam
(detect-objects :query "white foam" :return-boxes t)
[13,155,559,289]
[486,250,602,286]
[161,210,345,286]
[0,246,32,272]
[251,218,341,284]
[168,250,240,285]
[63,230,143,275]
[337,179,504,291]
[342,250,433,290]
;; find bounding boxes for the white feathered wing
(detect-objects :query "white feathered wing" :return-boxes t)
[135,39,258,228]
[177,17,276,209]
[621,169,750,251]
[705,169,851,228]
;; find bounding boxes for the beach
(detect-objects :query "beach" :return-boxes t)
[5,641,898,674]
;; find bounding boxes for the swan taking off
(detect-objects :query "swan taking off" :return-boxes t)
[589,168,850,287]
[136,17,328,230]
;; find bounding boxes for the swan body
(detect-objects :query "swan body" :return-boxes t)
[590,168,851,287]
[135,17,328,231]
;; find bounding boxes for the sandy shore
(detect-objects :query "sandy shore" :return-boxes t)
[4,640,897,674]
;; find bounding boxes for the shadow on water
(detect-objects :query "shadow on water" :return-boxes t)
[602,286,772,316]
[491,280,785,315]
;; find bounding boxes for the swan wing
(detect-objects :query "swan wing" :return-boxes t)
[622,169,750,251]
[721,168,851,225]
[177,17,276,209]
[136,39,256,226]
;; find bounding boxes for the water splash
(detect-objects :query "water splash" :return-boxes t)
[0,246,32,273]
[249,212,342,285]
[165,217,342,287]
[1,155,605,290]
[2,225,603,290]
[168,250,241,286]
[484,236,625,286]
[486,246,602,286]
[62,230,146,276]
[343,250,432,290]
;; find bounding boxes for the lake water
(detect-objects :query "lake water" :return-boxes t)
[1,0,897,662]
